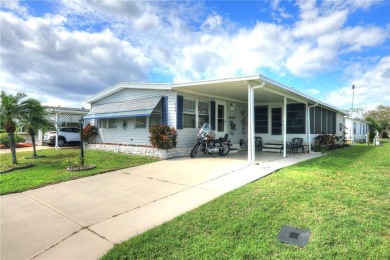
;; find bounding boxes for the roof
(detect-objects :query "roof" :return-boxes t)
[85,74,348,115]
[47,106,90,114]
[84,96,161,119]
[345,116,372,124]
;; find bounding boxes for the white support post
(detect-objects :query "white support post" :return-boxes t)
[246,80,266,165]
[307,103,318,153]
[306,103,310,153]
[250,87,255,162]
[283,95,287,158]
[247,84,252,164]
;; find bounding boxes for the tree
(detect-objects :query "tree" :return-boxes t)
[20,99,52,157]
[0,91,48,164]
[1,91,27,164]
[363,105,390,137]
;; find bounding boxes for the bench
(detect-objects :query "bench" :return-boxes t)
[262,143,284,153]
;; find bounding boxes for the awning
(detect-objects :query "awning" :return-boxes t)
[85,96,161,119]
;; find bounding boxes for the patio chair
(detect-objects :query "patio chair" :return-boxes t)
[288,138,303,153]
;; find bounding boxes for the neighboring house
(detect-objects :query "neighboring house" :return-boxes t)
[344,117,370,143]
[85,75,348,163]
[19,106,90,145]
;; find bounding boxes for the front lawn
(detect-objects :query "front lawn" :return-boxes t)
[0,148,158,195]
[103,142,390,259]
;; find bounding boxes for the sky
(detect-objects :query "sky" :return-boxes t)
[1,0,390,112]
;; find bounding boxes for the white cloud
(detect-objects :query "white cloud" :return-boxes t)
[294,10,348,38]
[326,56,390,110]
[0,9,149,106]
[1,0,389,110]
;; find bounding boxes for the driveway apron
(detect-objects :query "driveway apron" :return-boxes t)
[0,152,323,259]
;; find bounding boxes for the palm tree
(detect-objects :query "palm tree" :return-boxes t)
[21,99,52,157]
[0,91,45,164]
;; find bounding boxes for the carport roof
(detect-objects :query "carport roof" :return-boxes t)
[85,74,347,115]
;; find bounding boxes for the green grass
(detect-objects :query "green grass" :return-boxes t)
[0,148,158,195]
[103,142,390,259]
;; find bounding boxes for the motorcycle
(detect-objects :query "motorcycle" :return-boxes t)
[190,123,232,158]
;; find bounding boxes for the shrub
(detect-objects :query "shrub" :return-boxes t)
[314,134,342,145]
[82,125,99,143]
[0,133,26,147]
[149,124,177,149]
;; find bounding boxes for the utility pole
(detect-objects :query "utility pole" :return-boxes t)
[351,84,355,118]
[351,84,355,144]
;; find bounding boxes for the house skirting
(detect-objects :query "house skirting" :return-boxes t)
[86,143,192,159]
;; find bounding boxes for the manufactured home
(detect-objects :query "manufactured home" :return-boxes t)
[85,75,348,163]
[344,117,370,143]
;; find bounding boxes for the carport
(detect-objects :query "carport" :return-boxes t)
[173,74,339,164]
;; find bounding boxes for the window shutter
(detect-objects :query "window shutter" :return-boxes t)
[162,96,168,125]
[210,101,216,130]
[177,95,183,129]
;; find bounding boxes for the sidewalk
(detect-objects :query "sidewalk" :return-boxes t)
[0,152,323,259]
[0,145,53,154]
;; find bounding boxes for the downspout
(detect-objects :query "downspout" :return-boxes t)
[247,80,266,165]
[307,103,318,153]
[283,95,287,158]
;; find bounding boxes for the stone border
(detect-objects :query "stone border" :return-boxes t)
[24,155,46,159]
[0,163,33,174]
[67,165,96,172]
[86,143,192,159]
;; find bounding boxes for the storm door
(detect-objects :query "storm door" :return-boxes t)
[216,101,227,137]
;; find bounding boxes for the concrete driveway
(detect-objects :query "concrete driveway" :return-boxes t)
[0,151,323,259]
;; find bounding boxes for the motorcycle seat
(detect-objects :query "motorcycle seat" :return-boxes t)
[215,133,228,143]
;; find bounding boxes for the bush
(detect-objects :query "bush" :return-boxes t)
[82,125,99,143]
[315,134,339,145]
[0,133,26,147]
[314,134,346,152]
[149,124,177,149]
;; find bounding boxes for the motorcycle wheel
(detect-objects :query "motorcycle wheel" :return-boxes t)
[190,143,201,158]
[219,143,230,156]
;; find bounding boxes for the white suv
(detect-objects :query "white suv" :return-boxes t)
[43,127,81,147]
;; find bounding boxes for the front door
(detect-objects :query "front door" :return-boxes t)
[216,101,227,137]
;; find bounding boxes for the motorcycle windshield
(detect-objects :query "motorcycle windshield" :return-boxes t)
[199,123,211,135]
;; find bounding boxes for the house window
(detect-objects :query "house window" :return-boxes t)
[353,122,356,134]
[198,101,209,127]
[287,104,305,134]
[314,107,322,134]
[255,106,268,133]
[150,100,162,125]
[321,109,328,134]
[183,98,196,128]
[311,107,336,134]
[135,116,147,128]
[272,108,282,135]
[108,119,117,129]
[331,112,336,134]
